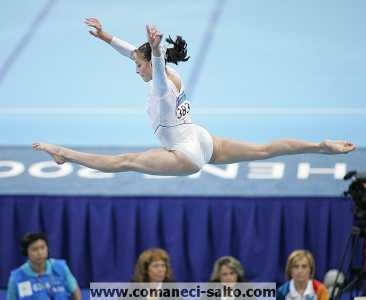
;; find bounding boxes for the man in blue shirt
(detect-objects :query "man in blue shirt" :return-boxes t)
[6,232,81,300]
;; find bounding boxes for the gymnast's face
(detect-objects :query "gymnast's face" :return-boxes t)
[134,52,152,82]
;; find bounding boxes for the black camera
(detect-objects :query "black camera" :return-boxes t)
[344,171,366,235]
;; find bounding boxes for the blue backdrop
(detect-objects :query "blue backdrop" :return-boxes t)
[0,195,359,288]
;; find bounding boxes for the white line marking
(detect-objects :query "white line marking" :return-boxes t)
[0,107,365,115]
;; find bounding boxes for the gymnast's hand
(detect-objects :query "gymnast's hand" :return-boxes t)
[320,140,356,154]
[146,25,163,56]
[84,17,103,38]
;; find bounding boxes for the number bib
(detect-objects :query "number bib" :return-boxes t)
[176,92,191,120]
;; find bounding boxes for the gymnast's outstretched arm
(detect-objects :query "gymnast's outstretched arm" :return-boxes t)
[147,25,170,96]
[84,17,136,60]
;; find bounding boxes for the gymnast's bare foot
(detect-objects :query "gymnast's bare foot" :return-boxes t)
[32,143,66,164]
[320,140,356,154]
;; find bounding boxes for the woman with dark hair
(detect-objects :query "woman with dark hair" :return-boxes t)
[33,18,355,176]
[6,232,81,300]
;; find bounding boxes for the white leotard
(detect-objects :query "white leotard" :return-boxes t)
[110,36,213,168]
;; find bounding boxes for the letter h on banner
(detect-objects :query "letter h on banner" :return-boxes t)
[297,163,347,179]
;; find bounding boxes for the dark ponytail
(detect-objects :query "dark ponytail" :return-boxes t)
[165,35,190,65]
[137,35,190,64]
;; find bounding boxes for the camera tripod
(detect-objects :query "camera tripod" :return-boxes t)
[332,226,366,300]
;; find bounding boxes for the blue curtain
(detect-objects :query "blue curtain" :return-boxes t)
[0,196,358,288]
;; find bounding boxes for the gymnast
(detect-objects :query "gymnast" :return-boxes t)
[32,18,356,176]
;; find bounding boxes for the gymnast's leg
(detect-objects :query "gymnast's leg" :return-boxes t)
[209,137,355,164]
[32,143,200,176]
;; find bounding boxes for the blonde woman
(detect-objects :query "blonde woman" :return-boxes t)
[200,256,245,300]
[210,256,245,285]
[277,250,329,300]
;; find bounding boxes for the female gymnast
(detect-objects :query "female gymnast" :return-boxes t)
[32,18,355,176]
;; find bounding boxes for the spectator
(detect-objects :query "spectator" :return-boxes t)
[203,256,245,300]
[6,232,81,300]
[210,256,245,286]
[277,250,329,300]
[126,248,177,300]
[132,248,174,283]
